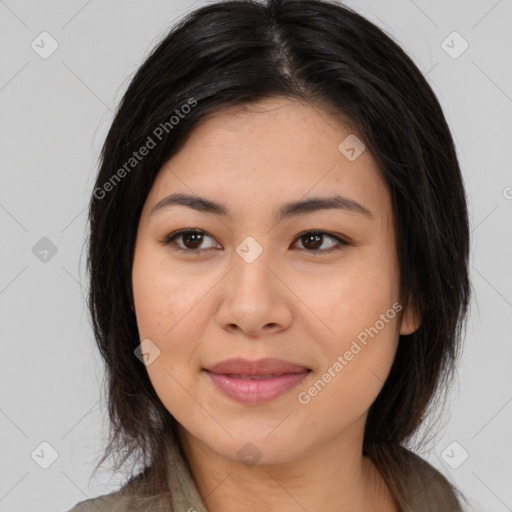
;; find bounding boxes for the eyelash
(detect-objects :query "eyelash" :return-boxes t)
[160,229,349,255]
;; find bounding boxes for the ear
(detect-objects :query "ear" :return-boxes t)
[399,299,421,336]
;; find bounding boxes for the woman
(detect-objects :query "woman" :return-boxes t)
[69,0,471,510]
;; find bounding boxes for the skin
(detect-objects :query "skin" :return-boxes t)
[132,96,420,511]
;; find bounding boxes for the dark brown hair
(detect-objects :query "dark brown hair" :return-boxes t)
[86,0,471,509]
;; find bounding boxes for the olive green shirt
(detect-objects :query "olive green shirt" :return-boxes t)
[67,440,462,512]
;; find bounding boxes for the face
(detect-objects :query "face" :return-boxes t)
[131,96,418,466]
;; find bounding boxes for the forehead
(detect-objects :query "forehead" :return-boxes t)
[190,97,360,156]
[145,97,389,218]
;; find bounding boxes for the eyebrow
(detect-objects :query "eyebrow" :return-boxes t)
[149,192,373,220]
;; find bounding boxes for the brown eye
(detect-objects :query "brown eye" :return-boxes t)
[162,229,348,255]
[293,231,348,254]
[180,231,204,249]
[163,229,219,252]
[301,232,323,250]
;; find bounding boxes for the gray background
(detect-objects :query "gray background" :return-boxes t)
[1,0,511,511]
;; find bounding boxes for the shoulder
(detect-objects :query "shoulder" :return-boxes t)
[66,479,171,512]
[66,464,170,512]
[66,488,131,512]
[398,447,464,511]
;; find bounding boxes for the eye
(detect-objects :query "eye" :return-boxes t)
[161,229,220,252]
[291,230,349,254]
[160,229,349,254]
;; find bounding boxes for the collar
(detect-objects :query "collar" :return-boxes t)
[164,436,209,512]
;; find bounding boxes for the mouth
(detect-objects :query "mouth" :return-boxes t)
[204,357,311,375]
[203,358,311,405]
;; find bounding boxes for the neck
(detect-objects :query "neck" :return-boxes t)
[177,425,398,512]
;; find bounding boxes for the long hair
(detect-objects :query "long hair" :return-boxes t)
[86,1,471,509]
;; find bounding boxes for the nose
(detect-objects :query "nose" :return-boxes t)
[215,246,293,337]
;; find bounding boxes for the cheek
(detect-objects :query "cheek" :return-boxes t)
[132,246,208,419]
[292,248,401,409]
[295,293,400,432]
[292,246,400,341]
[132,241,211,340]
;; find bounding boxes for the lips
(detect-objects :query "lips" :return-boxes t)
[204,357,310,376]
[203,358,311,405]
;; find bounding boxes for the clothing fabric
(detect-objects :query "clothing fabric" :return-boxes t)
[67,438,208,512]
[67,439,462,512]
